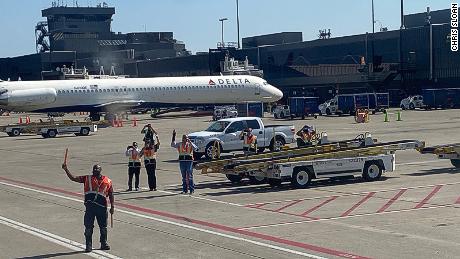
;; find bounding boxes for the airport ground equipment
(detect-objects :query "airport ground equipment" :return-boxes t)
[0,120,98,138]
[273,105,290,119]
[400,95,424,110]
[237,102,263,118]
[288,97,319,119]
[419,143,460,168]
[188,117,295,159]
[195,135,424,187]
[422,88,460,109]
[319,93,389,116]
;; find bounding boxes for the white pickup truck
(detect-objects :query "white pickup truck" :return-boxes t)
[188,117,295,159]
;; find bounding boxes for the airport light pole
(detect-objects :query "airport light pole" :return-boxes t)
[236,0,241,49]
[219,18,228,48]
[371,0,375,71]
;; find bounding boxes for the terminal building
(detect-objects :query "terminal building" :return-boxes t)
[0,4,458,105]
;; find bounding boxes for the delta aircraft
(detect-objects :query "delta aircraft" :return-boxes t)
[0,75,283,121]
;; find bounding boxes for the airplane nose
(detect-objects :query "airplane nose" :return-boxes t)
[270,86,283,101]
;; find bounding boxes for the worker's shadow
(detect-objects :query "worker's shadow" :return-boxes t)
[407,167,460,176]
[196,177,392,197]
[16,251,85,259]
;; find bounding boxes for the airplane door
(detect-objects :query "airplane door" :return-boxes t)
[255,83,261,95]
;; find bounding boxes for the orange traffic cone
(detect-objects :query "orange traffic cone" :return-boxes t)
[26,116,30,124]
[19,117,23,124]
[132,117,138,127]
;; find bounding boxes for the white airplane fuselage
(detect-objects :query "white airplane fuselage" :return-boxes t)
[0,75,283,113]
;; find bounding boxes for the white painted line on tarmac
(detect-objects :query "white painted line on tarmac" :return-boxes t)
[0,181,328,259]
[397,160,446,166]
[157,189,244,207]
[0,215,122,259]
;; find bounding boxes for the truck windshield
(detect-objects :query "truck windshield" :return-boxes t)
[206,121,230,132]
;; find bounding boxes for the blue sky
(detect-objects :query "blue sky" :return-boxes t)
[0,0,453,57]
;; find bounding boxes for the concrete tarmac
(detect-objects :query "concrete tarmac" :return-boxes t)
[0,109,459,259]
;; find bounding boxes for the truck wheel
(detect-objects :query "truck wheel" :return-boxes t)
[80,128,90,136]
[47,130,57,138]
[409,103,415,110]
[291,168,312,188]
[11,128,21,137]
[363,161,383,181]
[451,159,460,168]
[41,133,49,138]
[400,105,406,110]
[205,142,221,159]
[280,112,285,119]
[268,178,282,187]
[226,174,242,183]
[269,137,285,151]
[326,108,331,115]
[274,113,279,119]
[248,175,266,185]
[6,132,14,137]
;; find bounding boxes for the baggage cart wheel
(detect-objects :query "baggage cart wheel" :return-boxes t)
[47,130,57,138]
[80,127,90,136]
[363,161,382,181]
[12,128,21,136]
[291,168,312,188]
[451,159,460,168]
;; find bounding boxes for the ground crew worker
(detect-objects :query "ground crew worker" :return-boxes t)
[240,128,257,155]
[61,163,114,253]
[140,140,158,191]
[171,129,198,194]
[125,142,141,191]
[141,124,158,145]
[296,125,316,147]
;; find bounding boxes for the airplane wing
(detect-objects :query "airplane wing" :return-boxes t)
[95,100,146,111]
[95,100,145,107]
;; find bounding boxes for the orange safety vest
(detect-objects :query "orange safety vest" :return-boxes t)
[128,149,141,162]
[243,135,257,148]
[84,175,112,197]
[177,142,193,156]
[143,147,157,160]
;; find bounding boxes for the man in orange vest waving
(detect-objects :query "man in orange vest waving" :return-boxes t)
[62,163,114,253]
[171,129,198,194]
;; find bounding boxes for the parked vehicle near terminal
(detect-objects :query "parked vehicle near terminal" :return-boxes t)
[188,117,295,159]
[320,93,389,115]
[319,94,369,115]
[237,102,264,117]
[422,88,460,109]
[213,106,238,121]
[273,105,290,119]
[400,95,424,110]
[368,93,389,113]
[288,97,319,119]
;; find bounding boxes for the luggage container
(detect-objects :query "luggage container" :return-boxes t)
[288,97,319,119]
[237,102,264,117]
